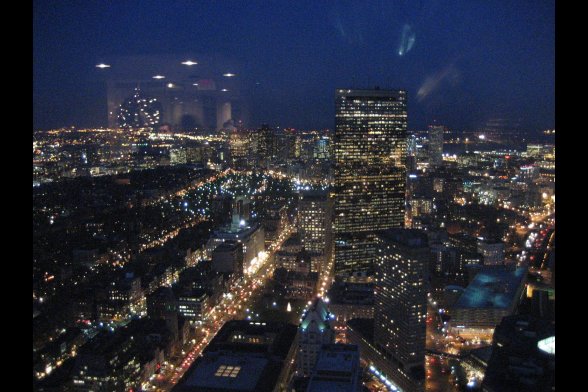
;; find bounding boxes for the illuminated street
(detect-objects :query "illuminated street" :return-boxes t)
[149,221,297,391]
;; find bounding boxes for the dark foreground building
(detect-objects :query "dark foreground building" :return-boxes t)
[482,315,555,392]
[172,320,298,392]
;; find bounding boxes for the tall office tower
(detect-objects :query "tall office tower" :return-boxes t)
[256,124,275,166]
[313,136,331,160]
[334,89,407,278]
[296,298,335,376]
[428,125,444,169]
[374,229,429,379]
[298,190,333,269]
[406,133,418,172]
[275,128,297,163]
[228,129,250,169]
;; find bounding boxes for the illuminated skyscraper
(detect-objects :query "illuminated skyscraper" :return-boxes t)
[298,190,333,271]
[228,129,251,169]
[374,229,428,383]
[406,133,417,172]
[255,123,275,167]
[428,125,444,168]
[333,89,407,278]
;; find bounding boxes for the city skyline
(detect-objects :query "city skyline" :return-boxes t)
[33,3,555,391]
[34,1,554,132]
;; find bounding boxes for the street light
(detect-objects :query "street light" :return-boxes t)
[223,73,236,77]
[95,63,111,68]
[153,75,166,79]
[182,60,198,66]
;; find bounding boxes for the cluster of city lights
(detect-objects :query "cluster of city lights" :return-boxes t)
[117,89,161,128]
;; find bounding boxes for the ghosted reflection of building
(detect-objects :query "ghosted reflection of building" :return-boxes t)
[101,54,249,130]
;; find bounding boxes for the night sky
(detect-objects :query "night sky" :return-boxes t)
[33,0,554,132]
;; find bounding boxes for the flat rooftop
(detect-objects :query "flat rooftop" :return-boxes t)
[282,234,302,247]
[377,228,429,248]
[214,240,241,252]
[204,320,298,360]
[307,345,360,392]
[308,380,357,392]
[314,345,358,374]
[335,88,406,98]
[300,190,328,200]
[177,353,268,391]
[328,282,374,305]
[174,320,297,392]
[454,267,526,309]
[214,222,261,238]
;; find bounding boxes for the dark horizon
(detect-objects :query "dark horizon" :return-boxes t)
[33,1,554,133]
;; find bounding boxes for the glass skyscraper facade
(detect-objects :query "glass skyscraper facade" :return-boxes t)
[333,89,407,277]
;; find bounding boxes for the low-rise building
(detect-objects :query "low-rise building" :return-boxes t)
[477,238,505,266]
[326,282,374,330]
[449,266,527,339]
[212,240,244,276]
[176,288,210,322]
[71,319,175,391]
[306,344,361,392]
